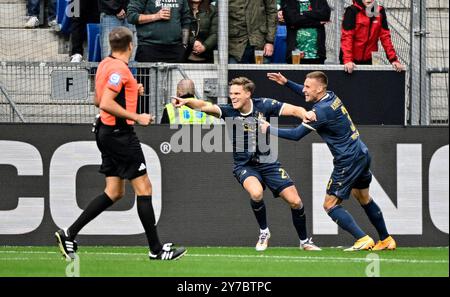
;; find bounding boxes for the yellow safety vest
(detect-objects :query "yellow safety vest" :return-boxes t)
[165,98,218,124]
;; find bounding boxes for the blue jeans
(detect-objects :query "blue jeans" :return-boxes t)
[100,13,137,61]
[27,0,56,21]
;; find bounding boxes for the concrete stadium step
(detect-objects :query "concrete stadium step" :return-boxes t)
[0,93,95,104]
[0,103,97,123]
[427,0,449,8]
[0,2,28,28]
[0,28,69,61]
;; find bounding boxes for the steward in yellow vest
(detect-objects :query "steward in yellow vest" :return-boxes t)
[162,97,218,124]
[160,79,219,124]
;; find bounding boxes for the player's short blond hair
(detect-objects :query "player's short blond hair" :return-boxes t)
[306,71,328,88]
[229,77,256,94]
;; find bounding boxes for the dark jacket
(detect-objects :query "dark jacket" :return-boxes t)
[340,0,398,64]
[228,0,278,61]
[282,0,330,62]
[127,0,191,45]
[99,0,129,15]
[188,4,218,61]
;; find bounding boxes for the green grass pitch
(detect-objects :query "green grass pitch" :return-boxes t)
[0,246,448,277]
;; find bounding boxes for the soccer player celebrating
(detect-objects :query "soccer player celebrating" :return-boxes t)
[55,27,186,261]
[172,77,321,251]
[261,71,396,251]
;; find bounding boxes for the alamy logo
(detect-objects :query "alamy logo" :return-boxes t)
[66,0,81,18]
[162,117,280,164]
[65,254,80,277]
[365,253,380,277]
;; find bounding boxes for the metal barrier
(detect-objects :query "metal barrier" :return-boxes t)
[0,83,26,123]
[0,61,97,123]
[0,62,219,123]
[428,68,449,125]
[2,62,410,124]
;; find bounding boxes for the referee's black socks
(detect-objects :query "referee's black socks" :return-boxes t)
[68,192,114,239]
[137,195,163,254]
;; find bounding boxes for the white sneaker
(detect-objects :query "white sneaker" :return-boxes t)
[70,53,83,63]
[300,237,322,251]
[255,230,271,252]
[48,19,57,28]
[25,16,40,28]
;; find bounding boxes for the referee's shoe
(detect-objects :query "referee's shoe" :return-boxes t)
[55,229,78,261]
[149,243,187,260]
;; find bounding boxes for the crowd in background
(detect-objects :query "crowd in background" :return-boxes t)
[24,0,403,70]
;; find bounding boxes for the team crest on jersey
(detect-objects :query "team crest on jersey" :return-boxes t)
[108,73,121,86]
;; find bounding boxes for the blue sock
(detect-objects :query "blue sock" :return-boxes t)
[291,206,307,241]
[250,200,267,230]
[362,199,389,240]
[328,205,366,239]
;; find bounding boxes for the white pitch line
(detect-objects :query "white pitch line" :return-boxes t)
[186,253,448,264]
[0,250,447,264]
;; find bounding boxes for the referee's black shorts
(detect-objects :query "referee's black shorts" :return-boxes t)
[96,124,147,180]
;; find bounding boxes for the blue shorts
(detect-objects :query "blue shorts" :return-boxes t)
[233,162,294,198]
[326,153,372,200]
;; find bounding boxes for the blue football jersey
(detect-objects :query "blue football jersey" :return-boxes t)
[218,98,285,166]
[307,92,369,164]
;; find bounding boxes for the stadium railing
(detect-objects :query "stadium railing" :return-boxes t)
[1,62,404,124]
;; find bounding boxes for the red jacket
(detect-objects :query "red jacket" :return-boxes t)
[340,0,398,64]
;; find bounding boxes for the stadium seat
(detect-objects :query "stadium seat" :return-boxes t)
[93,34,102,62]
[87,23,101,62]
[272,25,287,64]
[56,0,66,24]
[56,0,71,35]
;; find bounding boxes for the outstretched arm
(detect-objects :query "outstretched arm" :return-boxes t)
[280,103,316,121]
[267,72,304,96]
[172,96,221,118]
[260,121,313,141]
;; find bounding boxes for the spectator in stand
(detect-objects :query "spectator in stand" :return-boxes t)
[228,0,277,64]
[282,0,330,64]
[25,0,57,28]
[99,0,137,61]
[340,0,404,73]
[127,0,190,113]
[127,0,191,63]
[185,0,218,63]
[70,0,100,62]
[277,0,285,24]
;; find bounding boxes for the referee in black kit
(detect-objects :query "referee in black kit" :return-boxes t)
[55,26,186,261]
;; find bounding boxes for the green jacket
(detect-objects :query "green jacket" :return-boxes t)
[189,5,218,55]
[228,0,278,61]
[127,0,191,45]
